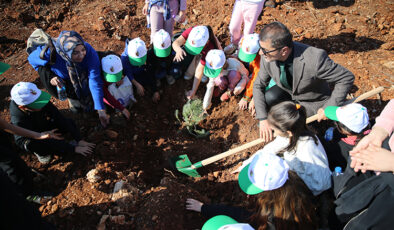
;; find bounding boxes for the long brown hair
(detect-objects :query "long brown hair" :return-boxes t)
[267,101,317,154]
[248,171,318,230]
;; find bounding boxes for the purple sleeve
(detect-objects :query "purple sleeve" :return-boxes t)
[180,0,187,11]
[84,42,105,110]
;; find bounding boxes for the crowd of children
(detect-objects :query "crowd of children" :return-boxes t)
[0,1,393,229]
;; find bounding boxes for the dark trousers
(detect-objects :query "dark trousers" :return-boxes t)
[265,85,292,108]
[0,144,33,196]
[0,169,55,230]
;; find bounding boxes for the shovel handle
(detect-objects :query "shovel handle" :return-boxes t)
[306,86,384,124]
[200,86,385,167]
[200,138,265,167]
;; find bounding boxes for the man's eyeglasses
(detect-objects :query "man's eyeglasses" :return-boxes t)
[259,46,283,55]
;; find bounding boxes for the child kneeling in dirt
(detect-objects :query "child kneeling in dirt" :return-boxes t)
[237,34,276,116]
[121,37,160,103]
[235,101,331,196]
[320,103,371,171]
[99,52,136,120]
[202,49,250,111]
[186,152,318,229]
[10,82,95,164]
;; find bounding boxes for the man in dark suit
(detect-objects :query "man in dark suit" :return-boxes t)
[253,22,354,141]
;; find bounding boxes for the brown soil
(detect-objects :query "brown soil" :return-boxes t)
[0,0,393,229]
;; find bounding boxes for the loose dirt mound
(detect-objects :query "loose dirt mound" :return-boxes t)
[0,0,393,229]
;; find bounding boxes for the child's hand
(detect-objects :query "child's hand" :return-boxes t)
[38,129,64,140]
[238,99,248,110]
[248,99,255,116]
[152,92,160,103]
[317,108,327,122]
[122,108,131,120]
[78,140,96,148]
[185,198,203,212]
[136,84,145,96]
[75,145,94,156]
[174,49,186,62]
[186,90,195,100]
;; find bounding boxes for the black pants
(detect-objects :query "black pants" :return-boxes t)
[0,143,33,196]
[0,169,55,230]
[265,85,292,108]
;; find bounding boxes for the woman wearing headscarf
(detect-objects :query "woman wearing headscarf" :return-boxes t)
[28,30,110,127]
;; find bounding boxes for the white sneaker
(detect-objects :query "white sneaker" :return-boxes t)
[201,75,208,83]
[33,153,52,164]
[224,43,238,55]
[184,75,193,80]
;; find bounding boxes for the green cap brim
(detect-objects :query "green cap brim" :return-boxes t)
[238,163,264,195]
[204,66,222,78]
[324,106,339,121]
[202,215,238,230]
[26,91,51,109]
[128,54,147,66]
[184,40,204,55]
[238,49,257,63]
[0,61,10,75]
[154,46,171,58]
[104,70,123,83]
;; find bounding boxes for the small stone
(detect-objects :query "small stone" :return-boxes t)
[51,204,59,213]
[152,215,158,221]
[383,61,394,69]
[105,130,118,140]
[86,169,101,183]
[213,171,219,178]
[133,135,138,141]
[295,27,303,35]
[192,9,199,15]
[304,32,312,39]
[105,179,111,185]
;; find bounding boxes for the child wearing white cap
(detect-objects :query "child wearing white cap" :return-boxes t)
[151,29,176,86]
[9,82,95,164]
[202,49,251,111]
[186,152,317,229]
[237,34,275,115]
[223,0,266,55]
[172,25,222,99]
[235,101,332,196]
[322,103,371,170]
[99,52,136,120]
[120,37,161,103]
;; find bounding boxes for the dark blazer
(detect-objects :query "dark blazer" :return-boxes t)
[253,42,354,119]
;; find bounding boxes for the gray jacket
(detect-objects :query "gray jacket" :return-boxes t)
[253,42,354,119]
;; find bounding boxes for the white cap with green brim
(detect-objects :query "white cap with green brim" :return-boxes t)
[101,54,123,83]
[127,37,147,66]
[11,82,51,109]
[204,49,226,78]
[153,29,172,58]
[202,215,254,230]
[238,151,289,195]
[324,103,369,133]
[185,26,209,55]
[238,33,259,63]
